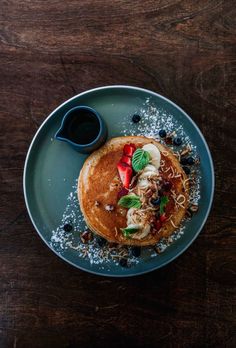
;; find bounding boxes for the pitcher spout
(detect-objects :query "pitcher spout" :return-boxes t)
[55,128,67,141]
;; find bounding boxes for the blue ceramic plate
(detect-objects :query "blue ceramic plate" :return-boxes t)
[23,86,214,277]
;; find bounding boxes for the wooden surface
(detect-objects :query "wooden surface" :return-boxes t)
[0,1,235,347]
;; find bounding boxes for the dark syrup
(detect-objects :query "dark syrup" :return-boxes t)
[66,110,100,144]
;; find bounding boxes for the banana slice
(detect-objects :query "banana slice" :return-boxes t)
[143,164,157,172]
[127,208,136,224]
[139,171,159,179]
[137,166,159,189]
[142,144,161,169]
[132,224,151,240]
[137,178,149,189]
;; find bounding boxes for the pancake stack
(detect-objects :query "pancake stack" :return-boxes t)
[78,136,189,246]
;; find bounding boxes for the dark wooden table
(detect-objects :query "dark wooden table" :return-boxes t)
[1,1,235,347]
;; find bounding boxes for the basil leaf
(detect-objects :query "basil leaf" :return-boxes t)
[160,195,169,215]
[132,149,150,172]
[121,227,139,238]
[118,194,142,209]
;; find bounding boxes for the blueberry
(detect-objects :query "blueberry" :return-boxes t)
[187,157,195,165]
[180,157,188,165]
[119,258,128,267]
[159,129,166,138]
[97,236,107,247]
[132,114,141,123]
[183,166,190,175]
[173,137,182,146]
[151,197,161,206]
[131,246,141,257]
[63,223,73,232]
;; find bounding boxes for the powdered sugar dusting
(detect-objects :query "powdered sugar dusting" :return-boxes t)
[121,98,194,151]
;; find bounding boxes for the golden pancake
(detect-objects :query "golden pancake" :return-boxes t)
[78,136,189,246]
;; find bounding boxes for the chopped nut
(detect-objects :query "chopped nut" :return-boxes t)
[145,188,153,198]
[180,147,191,157]
[150,226,157,235]
[149,216,156,224]
[95,200,100,207]
[81,231,93,243]
[153,246,162,254]
[186,209,192,218]
[189,204,199,213]
[105,204,115,212]
[165,136,173,144]
[80,236,86,243]
[150,183,158,192]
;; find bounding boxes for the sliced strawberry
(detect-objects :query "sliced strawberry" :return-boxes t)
[117,187,129,199]
[123,144,136,157]
[160,213,168,223]
[155,220,162,231]
[120,155,132,166]
[117,162,132,188]
[130,143,136,151]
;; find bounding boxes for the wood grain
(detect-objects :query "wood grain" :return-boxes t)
[0,0,235,347]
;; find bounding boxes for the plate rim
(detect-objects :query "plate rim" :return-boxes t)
[23,85,215,277]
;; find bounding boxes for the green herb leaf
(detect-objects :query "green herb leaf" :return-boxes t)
[121,227,139,238]
[118,194,142,209]
[160,196,169,215]
[132,148,150,172]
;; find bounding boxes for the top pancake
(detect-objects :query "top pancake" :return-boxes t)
[78,136,189,246]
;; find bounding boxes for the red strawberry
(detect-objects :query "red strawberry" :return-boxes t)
[117,162,132,188]
[130,143,136,151]
[123,144,136,157]
[160,213,168,223]
[155,220,162,231]
[117,187,129,199]
[120,155,132,166]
